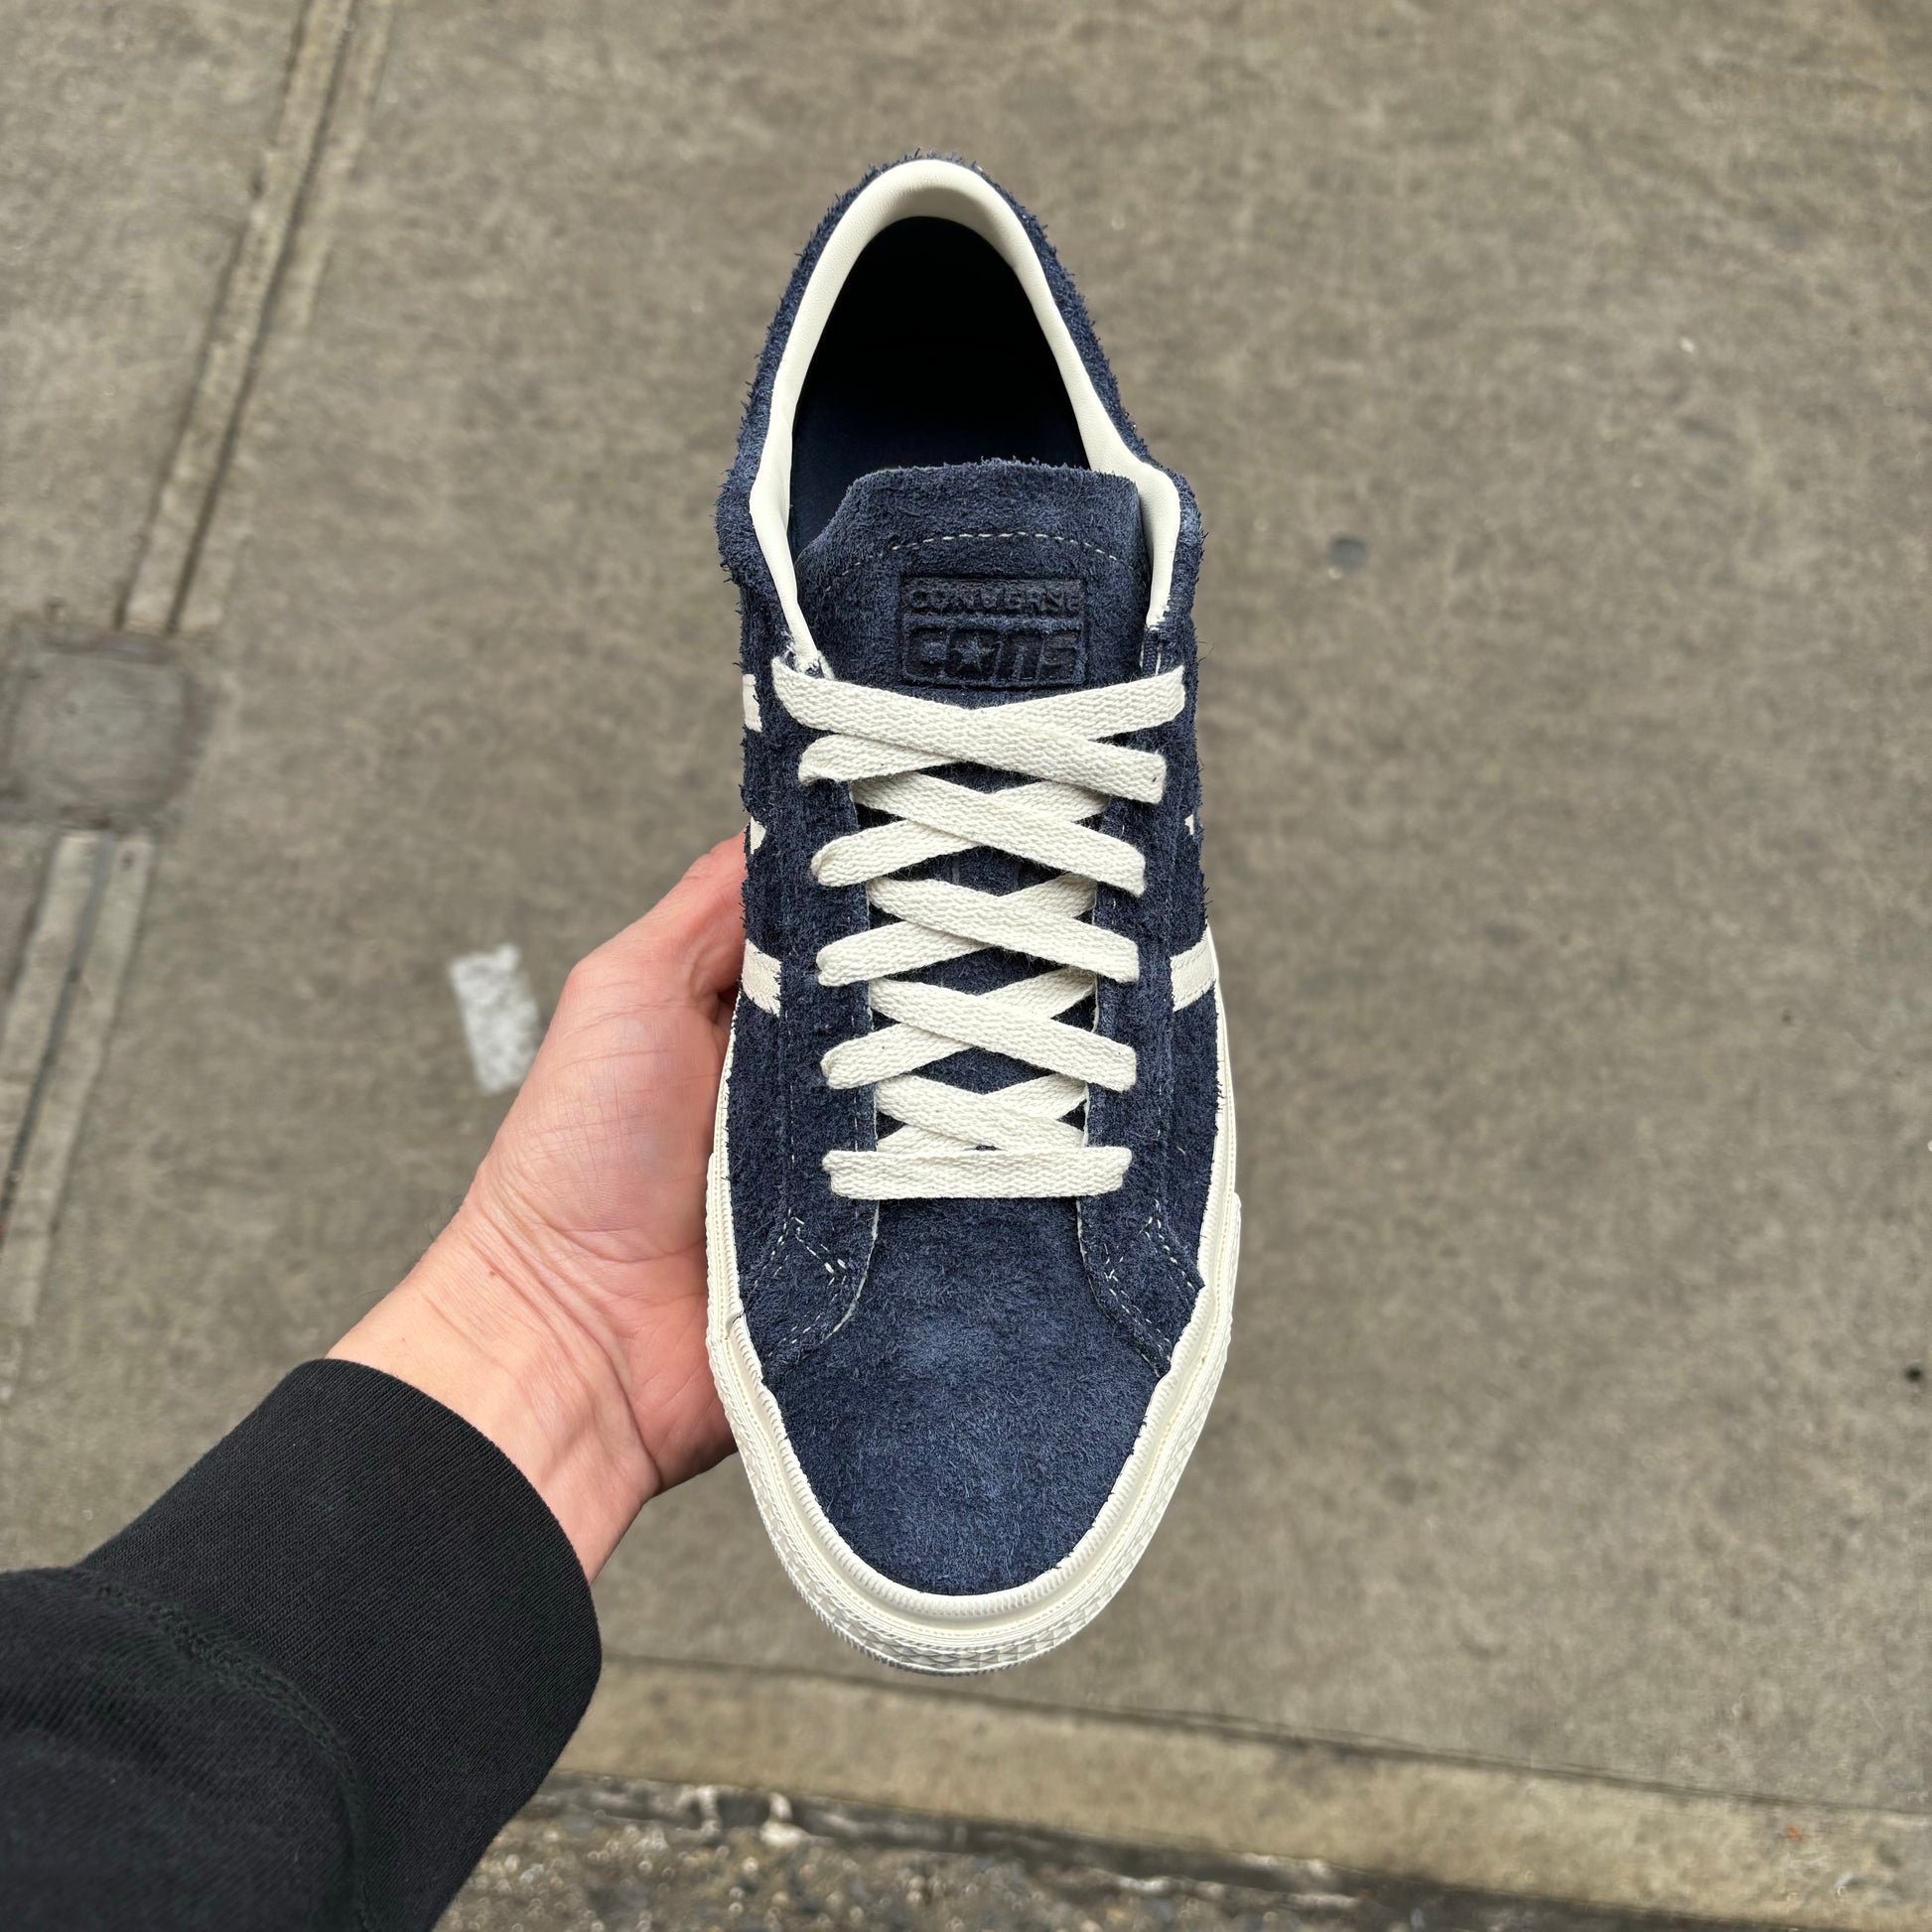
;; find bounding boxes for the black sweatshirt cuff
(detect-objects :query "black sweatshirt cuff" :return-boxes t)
[81,1359,601,1928]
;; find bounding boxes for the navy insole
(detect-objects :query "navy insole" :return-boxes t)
[788,217,1089,551]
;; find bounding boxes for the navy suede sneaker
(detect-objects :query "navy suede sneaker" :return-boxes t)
[707,158,1239,1672]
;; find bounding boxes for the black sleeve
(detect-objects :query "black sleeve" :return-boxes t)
[0,1359,602,1932]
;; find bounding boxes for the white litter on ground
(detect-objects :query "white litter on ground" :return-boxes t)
[448,943,540,1095]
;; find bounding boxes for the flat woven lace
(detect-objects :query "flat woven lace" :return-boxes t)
[772,657,1185,1201]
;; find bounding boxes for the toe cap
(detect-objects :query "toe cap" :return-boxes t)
[765,1198,1160,1595]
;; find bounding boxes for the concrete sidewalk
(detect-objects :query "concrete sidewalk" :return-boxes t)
[444,1773,1785,1932]
[3,1,1929,1925]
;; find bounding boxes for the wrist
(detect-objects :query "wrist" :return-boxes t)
[329,1207,658,1577]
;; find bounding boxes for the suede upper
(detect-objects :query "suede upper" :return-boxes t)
[719,161,1217,1596]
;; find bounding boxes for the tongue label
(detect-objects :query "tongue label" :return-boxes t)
[899,576,1086,690]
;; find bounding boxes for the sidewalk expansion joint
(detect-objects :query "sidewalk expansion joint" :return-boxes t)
[120,0,397,639]
[0,833,154,1404]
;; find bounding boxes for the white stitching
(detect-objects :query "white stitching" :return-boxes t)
[757,1212,859,1358]
[813,529,1128,596]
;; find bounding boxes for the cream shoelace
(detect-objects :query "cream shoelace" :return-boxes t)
[771,658,1184,1200]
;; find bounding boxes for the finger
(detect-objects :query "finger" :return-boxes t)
[652,834,750,1001]
[595,832,748,1006]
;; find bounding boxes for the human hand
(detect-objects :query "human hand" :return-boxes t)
[331,833,747,1576]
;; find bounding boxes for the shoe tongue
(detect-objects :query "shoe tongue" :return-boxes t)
[793,462,1149,698]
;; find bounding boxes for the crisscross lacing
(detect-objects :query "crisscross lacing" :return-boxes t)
[771,657,1184,1200]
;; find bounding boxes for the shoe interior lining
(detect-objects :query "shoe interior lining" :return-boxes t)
[748,159,1181,666]
[787,217,1089,551]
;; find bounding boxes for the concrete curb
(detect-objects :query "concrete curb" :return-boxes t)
[564,1659,1932,1930]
